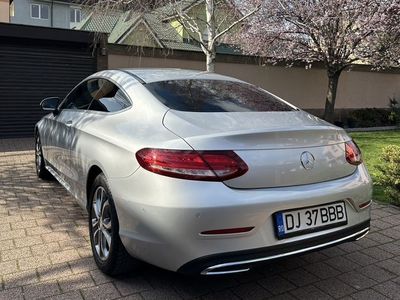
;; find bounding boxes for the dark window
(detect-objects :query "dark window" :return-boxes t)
[145,80,295,112]
[31,4,39,18]
[87,79,131,112]
[41,4,49,19]
[70,8,75,22]
[60,79,100,110]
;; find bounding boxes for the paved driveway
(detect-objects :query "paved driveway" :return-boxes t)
[1,138,400,300]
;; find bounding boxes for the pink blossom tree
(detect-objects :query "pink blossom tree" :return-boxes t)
[238,0,400,122]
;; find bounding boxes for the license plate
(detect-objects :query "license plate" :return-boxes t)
[274,201,348,239]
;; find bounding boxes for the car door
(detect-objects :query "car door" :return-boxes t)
[48,79,99,190]
[69,78,132,201]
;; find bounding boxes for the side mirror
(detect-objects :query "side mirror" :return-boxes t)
[40,97,60,114]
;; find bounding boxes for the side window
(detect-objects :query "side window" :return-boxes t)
[88,79,131,113]
[60,79,100,110]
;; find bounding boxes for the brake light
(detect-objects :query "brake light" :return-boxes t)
[136,148,248,181]
[345,140,362,165]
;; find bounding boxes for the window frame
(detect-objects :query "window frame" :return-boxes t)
[58,77,133,115]
[31,3,49,20]
[70,7,81,23]
[31,4,40,19]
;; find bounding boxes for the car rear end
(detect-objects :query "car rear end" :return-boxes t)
[111,76,372,275]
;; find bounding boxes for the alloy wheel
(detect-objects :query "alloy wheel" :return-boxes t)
[35,136,42,171]
[91,186,113,261]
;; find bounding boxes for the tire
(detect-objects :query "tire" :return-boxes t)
[88,173,140,275]
[35,134,53,180]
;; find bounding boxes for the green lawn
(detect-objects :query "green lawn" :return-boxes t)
[350,130,400,203]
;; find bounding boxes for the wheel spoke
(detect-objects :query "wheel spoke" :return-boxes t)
[91,218,99,229]
[102,228,112,247]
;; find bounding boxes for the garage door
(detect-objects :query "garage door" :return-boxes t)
[0,37,96,138]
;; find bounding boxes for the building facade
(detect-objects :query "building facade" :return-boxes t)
[9,0,82,29]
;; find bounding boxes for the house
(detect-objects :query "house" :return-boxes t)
[78,0,241,54]
[0,0,11,22]
[8,0,83,29]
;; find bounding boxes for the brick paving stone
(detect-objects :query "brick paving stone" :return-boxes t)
[351,289,390,300]
[367,232,394,244]
[290,285,334,300]
[0,229,26,241]
[173,280,211,299]
[373,281,400,300]
[0,287,24,300]
[89,269,113,285]
[201,289,240,300]
[38,263,74,282]
[371,219,394,230]
[14,235,43,248]
[258,275,296,295]
[379,242,400,256]
[338,271,377,290]
[303,262,341,279]
[58,272,95,292]
[18,254,51,270]
[3,269,39,289]
[361,247,394,261]
[358,264,398,283]
[81,282,121,300]
[1,246,32,261]
[314,278,356,298]
[319,246,347,257]
[114,277,152,296]
[50,249,81,264]
[0,240,15,251]
[1,139,400,300]
[68,258,98,274]
[45,291,84,300]
[11,219,38,230]
[325,256,361,272]
[231,282,272,299]
[354,237,379,249]
[23,280,61,299]
[280,268,319,287]
[0,260,18,276]
[345,252,377,266]
[376,259,400,276]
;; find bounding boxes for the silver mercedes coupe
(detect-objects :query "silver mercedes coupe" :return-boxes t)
[35,69,372,276]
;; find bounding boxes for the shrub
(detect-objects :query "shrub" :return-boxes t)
[347,108,393,128]
[375,145,400,205]
[388,97,400,125]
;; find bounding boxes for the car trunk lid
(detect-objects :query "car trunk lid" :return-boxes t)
[163,110,356,188]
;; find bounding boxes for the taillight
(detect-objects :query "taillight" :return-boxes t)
[136,148,248,181]
[345,140,362,165]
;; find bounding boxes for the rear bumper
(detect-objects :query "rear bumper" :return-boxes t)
[109,164,372,273]
[178,220,370,275]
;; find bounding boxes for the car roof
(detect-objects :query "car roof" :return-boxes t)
[119,68,243,84]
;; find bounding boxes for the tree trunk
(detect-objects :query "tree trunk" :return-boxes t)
[206,51,216,72]
[323,71,341,123]
[205,0,216,72]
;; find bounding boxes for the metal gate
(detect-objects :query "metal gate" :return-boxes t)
[0,24,97,138]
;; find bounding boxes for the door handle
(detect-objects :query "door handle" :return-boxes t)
[65,120,73,127]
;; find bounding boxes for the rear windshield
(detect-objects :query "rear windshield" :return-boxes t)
[145,80,295,112]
